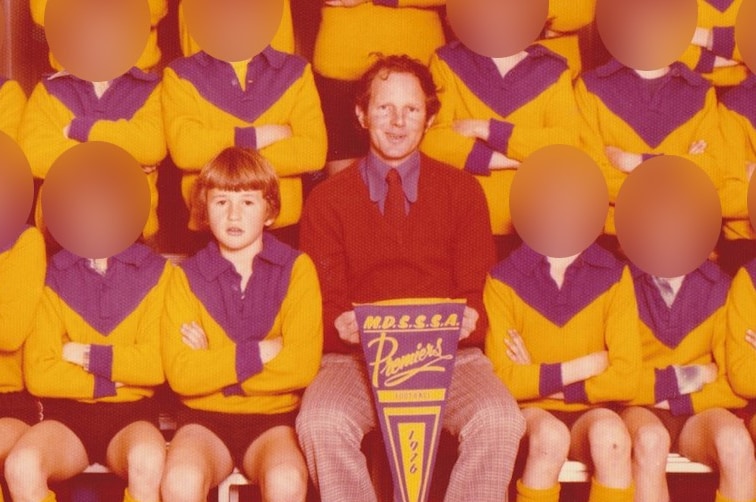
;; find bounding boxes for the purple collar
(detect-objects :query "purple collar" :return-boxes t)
[437,41,568,119]
[582,60,709,148]
[721,72,756,128]
[490,243,624,327]
[46,243,166,335]
[169,47,307,123]
[180,232,300,344]
[632,261,730,348]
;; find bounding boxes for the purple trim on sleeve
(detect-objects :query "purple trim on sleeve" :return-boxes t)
[235,340,263,382]
[234,126,257,149]
[464,141,493,176]
[668,394,694,416]
[711,26,736,59]
[67,117,97,142]
[373,0,398,5]
[93,375,117,398]
[88,345,113,380]
[654,366,680,402]
[563,381,588,404]
[721,74,756,129]
[539,363,563,397]
[704,0,735,12]
[694,50,717,74]
[487,119,514,153]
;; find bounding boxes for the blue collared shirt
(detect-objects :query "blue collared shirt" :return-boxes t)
[359,150,420,214]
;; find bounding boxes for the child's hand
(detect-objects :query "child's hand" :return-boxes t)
[260,337,283,363]
[504,329,532,365]
[181,321,209,350]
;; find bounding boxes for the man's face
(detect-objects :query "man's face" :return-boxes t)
[356,71,435,167]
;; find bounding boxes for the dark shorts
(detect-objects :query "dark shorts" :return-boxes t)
[0,391,40,425]
[549,409,592,431]
[176,406,297,468]
[41,398,159,464]
[313,73,369,161]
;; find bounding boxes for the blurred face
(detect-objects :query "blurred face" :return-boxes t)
[207,188,272,254]
[356,71,435,167]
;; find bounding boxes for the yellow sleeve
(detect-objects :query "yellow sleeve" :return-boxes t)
[483,274,543,401]
[259,65,327,177]
[547,0,596,31]
[0,80,26,141]
[506,70,580,160]
[24,289,98,399]
[148,0,167,26]
[238,254,323,395]
[718,105,750,220]
[420,53,477,171]
[18,82,79,179]
[687,307,747,412]
[581,267,642,403]
[726,268,756,398]
[85,85,166,167]
[677,90,725,190]
[0,228,45,353]
[574,78,622,202]
[161,67,237,171]
[161,268,248,396]
[103,264,169,387]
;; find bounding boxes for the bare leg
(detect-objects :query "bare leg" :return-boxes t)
[160,424,234,502]
[620,407,670,502]
[241,425,308,502]
[570,408,633,502]
[5,421,89,502]
[0,418,30,470]
[520,408,570,489]
[678,408,756,501]
[106,421,166,502]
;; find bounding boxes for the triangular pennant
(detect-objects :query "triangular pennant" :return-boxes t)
[356,299,464,502]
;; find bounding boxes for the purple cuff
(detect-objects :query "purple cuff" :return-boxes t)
[694,50,717,74]
[464,141,494,176]
[222,383,245,396]
[236,340,263,383]
[234,126,257,149]
[68,117,98,142]
[93,375,117,399]
[373,0,398,5]
[539,363,563,397]
[487,119,514,153]
[668,394,694,417]
[88,345,113,380]
[654,366,680,403]
[711,26,736,59]
[563,381,588,404]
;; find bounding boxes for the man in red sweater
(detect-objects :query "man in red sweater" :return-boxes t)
[297,54,525,502]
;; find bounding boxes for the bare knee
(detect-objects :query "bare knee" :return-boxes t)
[127,440,166,490]
[631,422,670,470]
[161,461,208,502]
[714,423,755,472]
[588,415,631,467]
[260,462,308,502]
[528,417,570,467]
[5,446,46,498]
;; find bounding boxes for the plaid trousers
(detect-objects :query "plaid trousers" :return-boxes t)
[296,348,525,502]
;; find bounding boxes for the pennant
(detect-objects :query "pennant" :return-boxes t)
[355,298,464,502]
